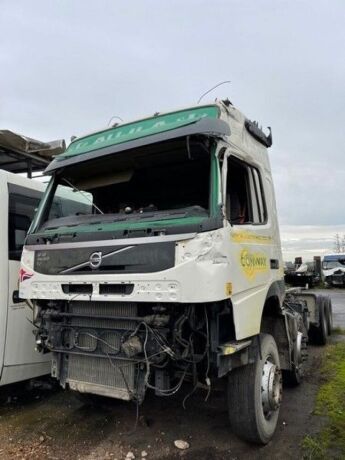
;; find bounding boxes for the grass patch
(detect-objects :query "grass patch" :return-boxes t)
[332,327,345,335]
[302,342,345,459]
[302,435,327,460]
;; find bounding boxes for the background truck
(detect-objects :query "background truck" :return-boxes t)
[323,253,345,286]
[0,170,51,387]
[19,100,332,444]
[284,260,321,287]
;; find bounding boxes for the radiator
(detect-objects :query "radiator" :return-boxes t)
[61,301,139,400]
[70,301,138,330]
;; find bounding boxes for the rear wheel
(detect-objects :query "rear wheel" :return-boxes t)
[310,297,328,345]
[283,331,308,386]
[325,297,333,335]
[227,334,282,444]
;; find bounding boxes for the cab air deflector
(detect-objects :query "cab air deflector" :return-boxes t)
[45,118,230,174]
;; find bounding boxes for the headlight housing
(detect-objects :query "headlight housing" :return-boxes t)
[21,248,34,270]
[175,230,223,264]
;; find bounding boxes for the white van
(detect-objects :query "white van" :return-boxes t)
[0,170,50,386]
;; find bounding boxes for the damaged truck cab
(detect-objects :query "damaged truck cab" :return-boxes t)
[19,101,331,444]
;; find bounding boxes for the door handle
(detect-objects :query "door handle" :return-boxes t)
[270,259,279,269]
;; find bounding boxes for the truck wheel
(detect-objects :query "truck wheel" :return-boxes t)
[310,297,328,345]
[325,297,333,335]
[283,332,307,386]
[227,333,282,444]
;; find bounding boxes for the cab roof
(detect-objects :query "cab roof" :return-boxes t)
[45,101,272,174]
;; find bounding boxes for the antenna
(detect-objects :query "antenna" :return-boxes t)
[107,115,124,127]
[197,81,231,104]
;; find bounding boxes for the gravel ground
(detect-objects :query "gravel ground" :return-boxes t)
[0,290,343,460]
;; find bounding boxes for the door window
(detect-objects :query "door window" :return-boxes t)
[8,185,42,261]
[226,158,266,225]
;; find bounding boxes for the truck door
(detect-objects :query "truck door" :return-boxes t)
[4,184,43,367]
[225,155,277,340]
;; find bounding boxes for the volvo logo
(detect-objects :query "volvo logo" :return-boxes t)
[60,246,135,274]
[89,251,102,269]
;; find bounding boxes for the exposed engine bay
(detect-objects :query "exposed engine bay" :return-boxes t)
[33,300,233,403]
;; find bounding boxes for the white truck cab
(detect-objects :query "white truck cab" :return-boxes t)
[0,170,50,386]
[19,100,331,444]
[322,253,345,286]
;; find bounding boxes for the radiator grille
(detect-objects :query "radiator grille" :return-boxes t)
[99,331,122,354]
[69,301,138,330]
[75,330,98,351]
[64,301,139,398]
[67,354,135,392]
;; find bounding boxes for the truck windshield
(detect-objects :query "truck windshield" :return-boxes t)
[38,137,213,231]
[323,259,345,270]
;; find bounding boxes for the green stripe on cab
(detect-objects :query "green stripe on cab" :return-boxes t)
[60,105,219,159]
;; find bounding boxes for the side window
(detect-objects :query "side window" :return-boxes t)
[251,167,266,223]
[226,158,266,225]
[226,159,251,224]
[8,186,42,261]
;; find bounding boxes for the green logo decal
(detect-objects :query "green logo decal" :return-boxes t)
[60,105,219,159]
[240,248,268,279]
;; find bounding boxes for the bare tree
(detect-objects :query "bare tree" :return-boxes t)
[341,235,345,253]
[334,233,342,253]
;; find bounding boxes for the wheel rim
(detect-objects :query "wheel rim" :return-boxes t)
[294,331,303,372]
[261,356,282,419]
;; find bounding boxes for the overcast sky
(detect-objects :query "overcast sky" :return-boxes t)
[1,0,344,259]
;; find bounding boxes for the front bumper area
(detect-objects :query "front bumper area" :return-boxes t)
[23,279,181,303]
[20,259,230,304]
[20,229,230,304]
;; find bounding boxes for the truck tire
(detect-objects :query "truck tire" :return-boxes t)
[310,297,328,345]
[325,297,333,335]
[283,333,307,387]
[227,333,282,444]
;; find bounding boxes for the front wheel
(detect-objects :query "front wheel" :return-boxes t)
[227,333,282,444]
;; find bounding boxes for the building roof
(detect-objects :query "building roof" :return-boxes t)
[0,129,65,176]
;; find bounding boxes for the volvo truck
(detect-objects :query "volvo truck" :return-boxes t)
[19,100,332,444]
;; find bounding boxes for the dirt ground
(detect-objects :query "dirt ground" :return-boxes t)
[0,291,343,460]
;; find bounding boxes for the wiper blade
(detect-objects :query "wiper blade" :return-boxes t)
[62,178,104,215]
[134,211,187,220]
